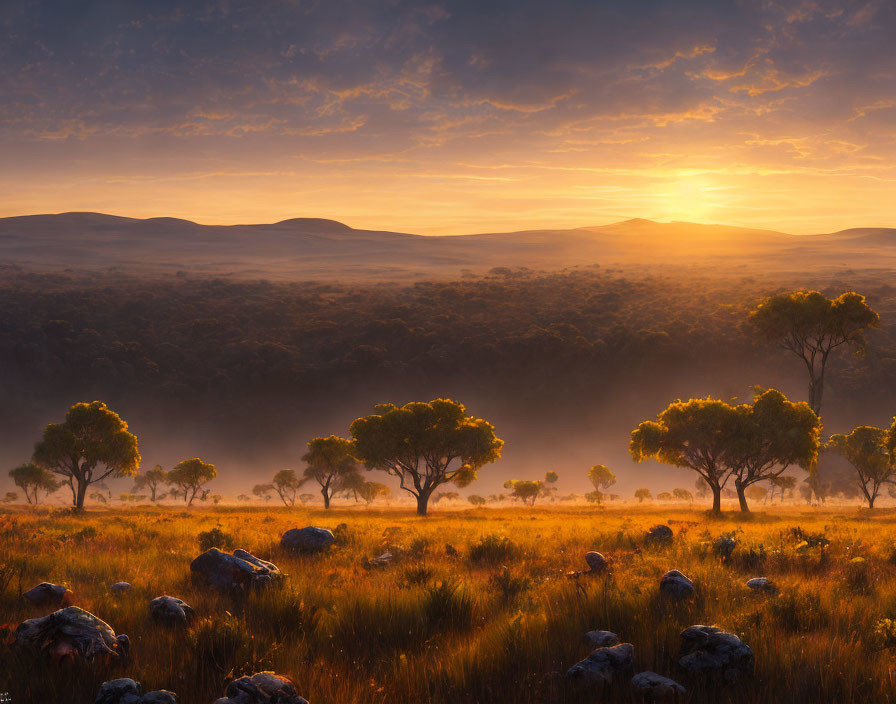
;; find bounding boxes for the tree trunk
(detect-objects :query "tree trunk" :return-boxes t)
[710,484,721,514]
[736,481,750,513]
[868,494,875,510]
[322,488,331,508]
[75,479,88,510]
[416,490,433,516]
[809,371,824,416]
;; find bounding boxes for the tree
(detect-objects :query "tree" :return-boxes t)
[467,494,487,507]
[749,291,878,415]
[338,471,366,503]
[9,463,61,504]
[211,494,223,506]
[585,489,605,504]
[630,398,740,514]
[545,470,559,484]
[672,488,693,502]
[252,483,274,503]
[768,475,797,503]
[3,492,17,503]
[694,477,709,499]
[298,493,315,505]
[271,469,302,506]
[237,493,251,503]
[350,399,503,516]
[434,490,460,504]
[634,488,652,503]
[358,481,391,505]
[828,426,894,510]
[301,436,361,509]
[32,401,140,510]
[133,465,167,502]
[726,389,821,512]
[588,465,616,495]
[167,458,217,506]
[745,484,768,503]
[504,479,542,505]
[89,491,108,504]
[657,491,672,501]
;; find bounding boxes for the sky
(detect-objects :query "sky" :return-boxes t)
[2,0,895,235]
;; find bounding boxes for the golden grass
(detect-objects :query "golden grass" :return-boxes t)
[2,505,896,703]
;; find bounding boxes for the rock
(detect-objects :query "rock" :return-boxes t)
[645,524,674,546]
[190,548,281,591]
[713,536,737,560]
[659,570,694,599]
[23,582,71,608]
[213,672,309,704]
[149,596,195,626]
[110,582,132,594]
[14,606,128,662]
[567,643,635,689]
[280,527,335,554]
[95,678,177,704]
[631,671,686,703]
[585,630,619,648]
[678,625,754,683]
[585,551,608,573]
[746,577,777,593]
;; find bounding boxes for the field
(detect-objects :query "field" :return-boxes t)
[2,505,896,703]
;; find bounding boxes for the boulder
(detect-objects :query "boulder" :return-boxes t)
[584,630,619,648]
[95,678,177,704]
[190,548,281,591]
[678,625,754,683]
[280,527,335,554]
[584,551,608,573]
[713,536,737,560]
[645,525,674,546]
[659,570,694,599]
[631,671,686,703]
[23,582,71,608]
[746,577,777,594]
[567,643,635,689]
[110,582,132,595]
[14,606,129,662]
[149,596,195,626]
[213,672,309,704]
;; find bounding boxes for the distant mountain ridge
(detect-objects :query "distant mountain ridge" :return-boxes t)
[0,211,893,280]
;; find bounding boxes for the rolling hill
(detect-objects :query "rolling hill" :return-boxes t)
[0,212,893,280]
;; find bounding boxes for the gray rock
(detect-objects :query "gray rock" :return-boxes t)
[645,524,674,546]
[678,625,754,683]
[659,570,695,599]
[585,551,608,573]
[23,582,70,608]
[746,577,777,593]
[213,672,309,704]
[567,642,635,688]
[15,606,127,661]
[585,630,619,648]
[149,596,195,626]
[110,582,132,594]
[280,526,335,554]
[631,671,686,703]
[713,536,737,560]
[190,548,281,591]
[95,678,177,704]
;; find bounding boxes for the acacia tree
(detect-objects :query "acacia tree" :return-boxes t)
[271,469,302,506]
[749,291,878,415]
[726,389,821,512]
[167,458,217,505]
[587,464,616,505]
[302,436,360,509]
[504,479,542,505]
[9,463,61,504]
[828,426,894,510]
[672,488,693,502]
[32,401,140,510]
[350,399,503,516]
[133,465,167,502]
[631,398,741,514]
[468,494,487,507]
[634,487,652,503]
[359,481,390,505]
[253,483,274,503]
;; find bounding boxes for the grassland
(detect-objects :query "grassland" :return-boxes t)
[2,505,896,703]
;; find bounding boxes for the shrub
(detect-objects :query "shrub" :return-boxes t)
[424,580,474,631]
[488,568,531,603]
[198,527,235,552]
[468,535,518,566]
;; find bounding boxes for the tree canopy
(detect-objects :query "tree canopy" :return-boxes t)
[828,425,894,510]
[32,401,140,510]
[133,465,167,502]
[749,290,878,415]
[9,463,60,504]
[271,468,302,506]
[350,398,503,516]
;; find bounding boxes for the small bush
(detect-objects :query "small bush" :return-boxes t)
[402,566,435,587]
[468,534,518,566]
[424,580,474,631]
[198,527,235,552]
[488,568,530,603]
